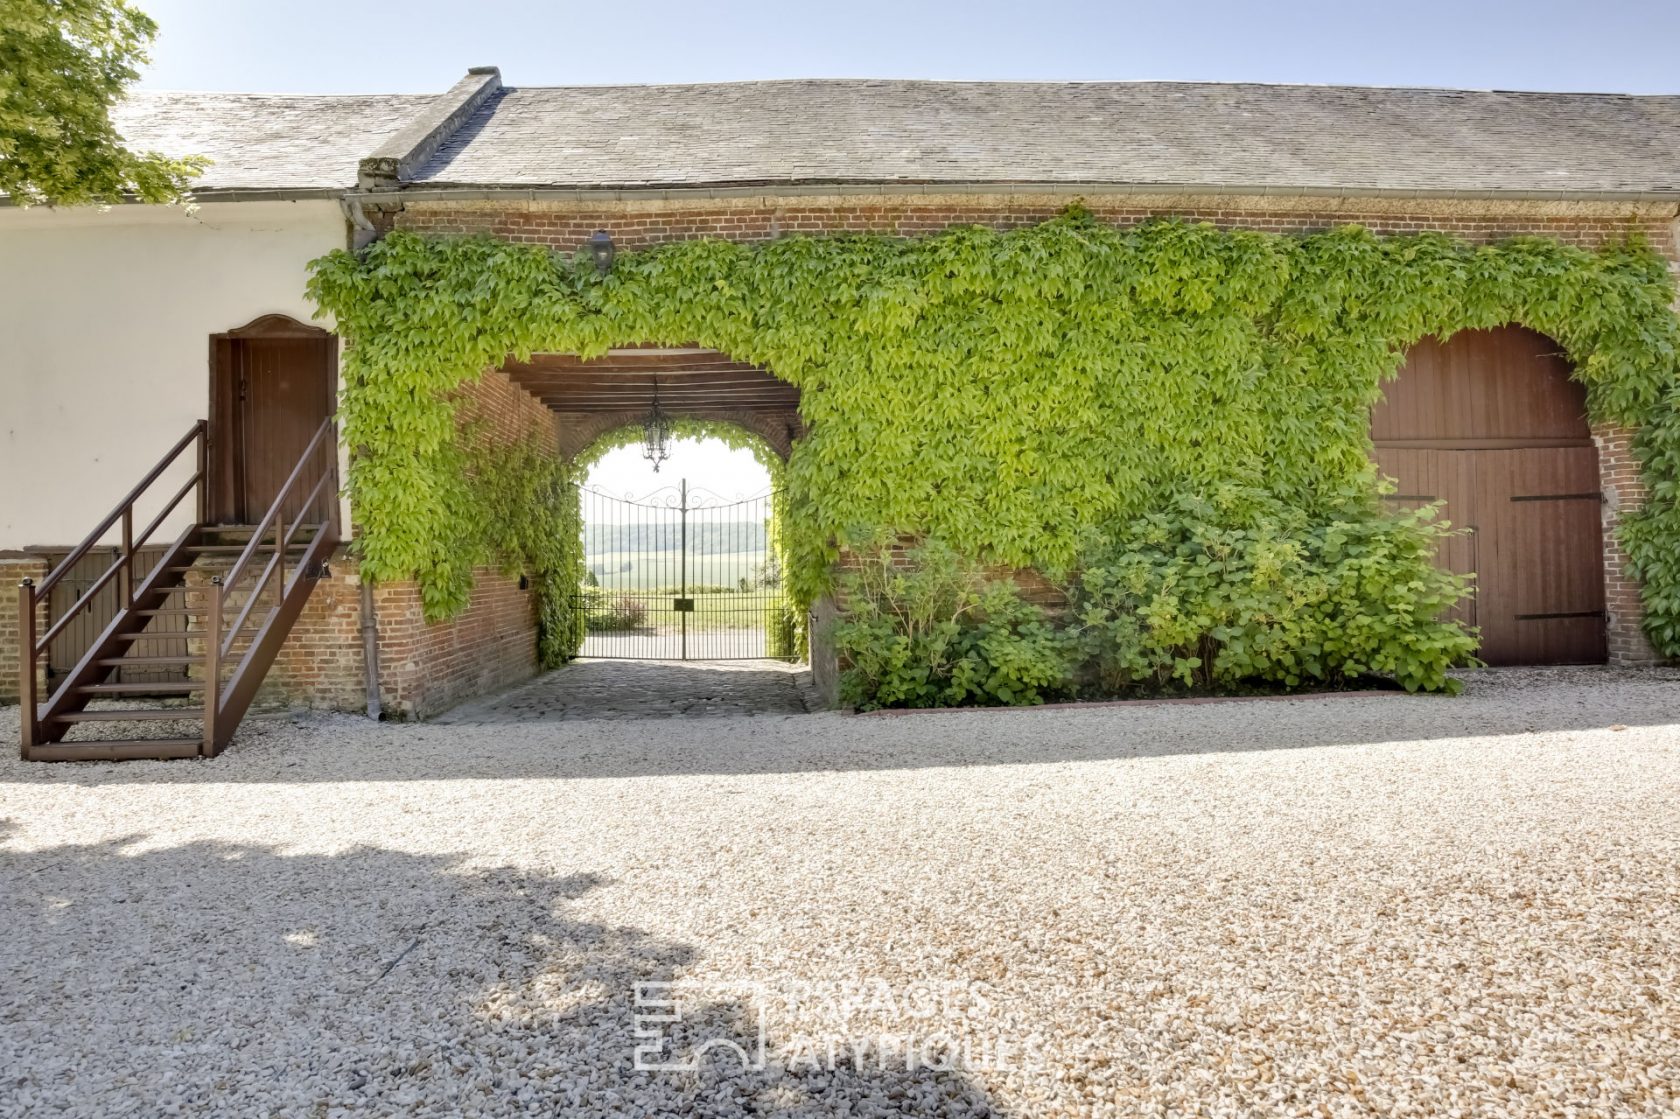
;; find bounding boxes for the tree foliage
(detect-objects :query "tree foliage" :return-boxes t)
[307,210,1680,659]
[0,0,205,206]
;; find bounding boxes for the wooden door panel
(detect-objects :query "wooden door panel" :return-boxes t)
[1476,447,1606,665]
[240,337,331,522]
[1372,446,1478,631]
[1373,328,1589,445]
[1376,326,1606,666]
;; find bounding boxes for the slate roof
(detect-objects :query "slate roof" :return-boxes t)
[408,80,1680,197]
[111,91,433,192]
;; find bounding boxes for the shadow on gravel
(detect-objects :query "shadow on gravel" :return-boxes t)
[3,666,1677,786]
[0,822,1009,1117]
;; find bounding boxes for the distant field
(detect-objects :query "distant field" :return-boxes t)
[585,550,765,591]
[575,587,786,659]
[577,588,776,633]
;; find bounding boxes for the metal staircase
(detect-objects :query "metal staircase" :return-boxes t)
[17,419,339,761]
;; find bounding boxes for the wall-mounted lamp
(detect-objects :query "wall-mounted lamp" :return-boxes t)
[587,229,615,276]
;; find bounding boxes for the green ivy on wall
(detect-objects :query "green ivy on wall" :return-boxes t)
[306,208,1680,657]
[435,413,584,669]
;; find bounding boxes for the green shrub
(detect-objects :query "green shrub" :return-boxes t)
[831,538,1075,710]
[1072,488,1478,695]
[584,590,649,631]
[538,577,587,666]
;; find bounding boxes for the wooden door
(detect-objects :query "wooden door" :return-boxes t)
[1373,327,1606,665]
[210,316,335,525]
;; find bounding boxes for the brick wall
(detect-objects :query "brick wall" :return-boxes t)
[0,555,49,705]
[1594,424,1662,664]
[371,566,537,718]
[259,551,370,711]
[398,192,1678,254]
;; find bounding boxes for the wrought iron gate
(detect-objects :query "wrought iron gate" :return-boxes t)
[573,481,795,661]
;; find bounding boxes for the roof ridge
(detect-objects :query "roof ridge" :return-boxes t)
[491,77,1677,98]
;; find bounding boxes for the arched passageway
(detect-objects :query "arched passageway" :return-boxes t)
[1373,325,1607,665]
[501,345,805,667]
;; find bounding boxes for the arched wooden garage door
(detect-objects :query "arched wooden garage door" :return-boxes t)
[1373,326,1607,665]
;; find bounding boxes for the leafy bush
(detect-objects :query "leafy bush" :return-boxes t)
[831,539,1075,710]
[1072,489,1478,695]
[583,591,649,631]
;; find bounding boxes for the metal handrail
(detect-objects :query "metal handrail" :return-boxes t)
[281,470,336,561]
[19,422,207,755]
[212,416,336,674]
[18,415,339,759]
[34,422,206,600]
[222,417,334,593]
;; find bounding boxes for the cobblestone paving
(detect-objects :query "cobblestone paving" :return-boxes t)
[434,658,812,722]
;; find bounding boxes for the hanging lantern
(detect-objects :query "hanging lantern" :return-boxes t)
[642,376,671,472]
[587,229,615,276]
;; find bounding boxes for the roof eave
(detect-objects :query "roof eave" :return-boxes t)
[354,179,1680,206]
[0,186,352,209]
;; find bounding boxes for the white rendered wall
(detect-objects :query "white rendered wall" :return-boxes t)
[0,201,346,549]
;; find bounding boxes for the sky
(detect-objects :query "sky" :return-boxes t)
[135,0,1680,95]
[128,0,1678,496]
[585,438,772,504]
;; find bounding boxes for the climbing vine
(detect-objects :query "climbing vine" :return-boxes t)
[307,208,1680,658]
[442,414,584,669]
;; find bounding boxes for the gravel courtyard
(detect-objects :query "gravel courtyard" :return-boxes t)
[3,665,1678,1117]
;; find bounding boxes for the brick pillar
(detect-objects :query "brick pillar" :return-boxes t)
[1594,423,1665,664]
[0,554,50,705]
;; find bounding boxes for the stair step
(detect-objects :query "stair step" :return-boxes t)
[132,604,272,620]
[97,655,202,667]
[77,682,204,695]
[29,739,203,762]
[50,708,204,724]
[113,627,262,643]
[204,525,317,536]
